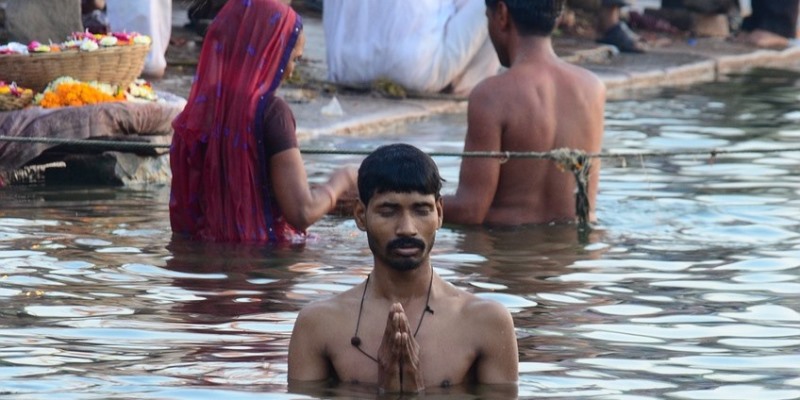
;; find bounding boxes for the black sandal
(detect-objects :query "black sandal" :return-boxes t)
[597,22,647,53]
[601,0,631,7]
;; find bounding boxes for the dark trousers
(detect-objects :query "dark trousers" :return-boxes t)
[741,0,799,39]
[567,0,629,10]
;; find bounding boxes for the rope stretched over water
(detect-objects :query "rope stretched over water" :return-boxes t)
[4,135,800,236]
[2,136,800,159]
[0,136,171,150]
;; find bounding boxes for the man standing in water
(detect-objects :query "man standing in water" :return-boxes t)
[288,144,518,394]
[444,0,605,225]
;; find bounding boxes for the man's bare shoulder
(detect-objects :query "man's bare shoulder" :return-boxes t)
[462,292,514,325]
[471,62,604,104]
[444,284,513,326]
[465,74,510,126]
[468,73,509,103]
[562,62,606,98]
[296,286,361,324]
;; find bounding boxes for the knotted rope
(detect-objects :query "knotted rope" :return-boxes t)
[549,148,592,232]
[4,135,800,237]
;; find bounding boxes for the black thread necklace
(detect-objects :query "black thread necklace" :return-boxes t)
[350,271,435,363]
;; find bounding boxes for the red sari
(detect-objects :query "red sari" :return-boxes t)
[170,0,303,243]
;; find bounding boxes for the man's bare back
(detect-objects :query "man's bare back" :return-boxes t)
[444,0,605,226]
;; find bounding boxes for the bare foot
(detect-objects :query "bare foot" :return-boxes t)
[735,30,790,48]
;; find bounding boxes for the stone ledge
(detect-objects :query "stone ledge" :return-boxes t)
[33,152,171,186]
[293,95,467,140]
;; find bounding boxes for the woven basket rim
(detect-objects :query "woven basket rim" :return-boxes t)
[0,91,34,111]
[0,44,150,92]
[0,43,150,59]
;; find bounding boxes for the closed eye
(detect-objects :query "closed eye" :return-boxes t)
[414,207,432,216]
[377,206,397,217]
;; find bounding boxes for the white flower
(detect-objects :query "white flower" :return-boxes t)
[80,40,99,52]
[132,35,152,45]
[99,36,118,47]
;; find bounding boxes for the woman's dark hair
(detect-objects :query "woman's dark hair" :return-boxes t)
[485,0,565,36]
[358,143,443,205]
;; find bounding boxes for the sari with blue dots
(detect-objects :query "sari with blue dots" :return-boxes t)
[170,0,303,243]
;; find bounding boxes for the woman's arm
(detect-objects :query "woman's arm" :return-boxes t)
[442,82,502,224]
[269,148,357,231]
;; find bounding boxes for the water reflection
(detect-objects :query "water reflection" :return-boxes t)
[1,70,800,398]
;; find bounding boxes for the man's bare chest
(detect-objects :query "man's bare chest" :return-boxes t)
[327,328,478,388]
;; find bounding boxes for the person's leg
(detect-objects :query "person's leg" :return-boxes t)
[596,0,647,52]
[738,0,798,47]
[743,0,798,38]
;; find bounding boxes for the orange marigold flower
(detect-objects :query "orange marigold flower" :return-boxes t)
[39,81,124,108]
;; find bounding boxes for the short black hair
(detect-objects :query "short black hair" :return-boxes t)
[485,0,564,36]
[358,143,443,205]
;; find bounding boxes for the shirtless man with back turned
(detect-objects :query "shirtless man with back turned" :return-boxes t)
[288,144,518,395]
[444,0,605,225]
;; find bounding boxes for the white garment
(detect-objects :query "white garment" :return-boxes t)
[323,0,499,95]
[739,0,752,17]
[106,0,172,78]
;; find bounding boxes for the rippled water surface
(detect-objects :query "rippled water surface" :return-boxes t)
[2,69,800,399]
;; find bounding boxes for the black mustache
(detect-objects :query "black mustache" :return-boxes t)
[386,237,425,252]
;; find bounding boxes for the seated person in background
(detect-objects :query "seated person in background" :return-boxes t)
[566,0,647,53]
[322,0,501,96]
[736,0,799,48]
[443,0,605,225]
[595,0,647,53]
[186,0,228,36]
[288,144,518,394]
[81,0,109,34]
[170,0,357,243]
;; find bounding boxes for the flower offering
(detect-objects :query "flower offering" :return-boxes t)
[36,77,126,108]
[0,31,152,55]
[125,79,158,102]
[0,81,35,111]
[0,81,33,98]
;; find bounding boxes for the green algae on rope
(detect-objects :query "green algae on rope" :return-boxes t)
[6,135,800,235]
[549,148,593,233]
[4,136,800,159]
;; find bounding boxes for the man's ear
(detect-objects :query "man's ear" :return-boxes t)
[496,1,511,31]
[354,200,367,231]
[436,197,443,229]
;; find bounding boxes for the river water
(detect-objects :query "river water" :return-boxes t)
[1,69,800,399]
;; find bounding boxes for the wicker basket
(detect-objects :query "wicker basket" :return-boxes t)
[0,44,150,92]
[0,91,33,111]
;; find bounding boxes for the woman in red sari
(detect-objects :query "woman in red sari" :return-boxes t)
[170,0,357,243]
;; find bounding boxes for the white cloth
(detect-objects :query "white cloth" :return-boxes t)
[323,0,499,95]
[739,0,752,17]
[106,0,172,78]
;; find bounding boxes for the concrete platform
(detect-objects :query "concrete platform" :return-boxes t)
[153,2,800,141]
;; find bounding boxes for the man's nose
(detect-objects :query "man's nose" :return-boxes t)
[395,212,417,236]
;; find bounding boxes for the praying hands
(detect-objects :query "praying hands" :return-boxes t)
[377,303,425,394]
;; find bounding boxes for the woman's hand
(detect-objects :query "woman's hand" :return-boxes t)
[327,165,359,216]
